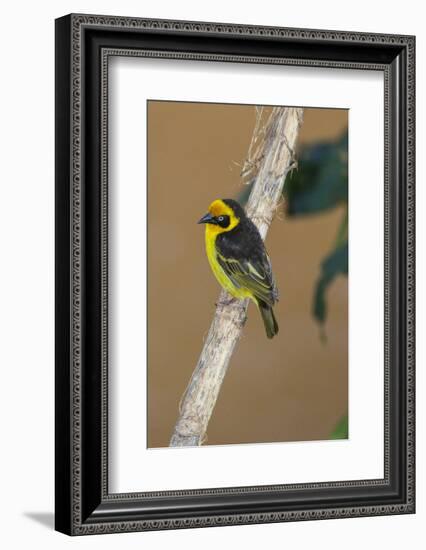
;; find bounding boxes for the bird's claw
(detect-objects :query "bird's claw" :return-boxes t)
[215,297,238,308]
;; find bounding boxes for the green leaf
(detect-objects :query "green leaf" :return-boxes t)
[334,209,348,248]
[330,414,348,439]
[284,130,348,216]
[313,241,348,324]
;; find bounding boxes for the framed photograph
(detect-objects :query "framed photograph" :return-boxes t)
[55,14,415,535]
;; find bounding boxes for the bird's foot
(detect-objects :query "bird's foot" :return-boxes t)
[215,296,238,308]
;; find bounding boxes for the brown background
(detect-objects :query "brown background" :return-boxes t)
[147,102,348,447]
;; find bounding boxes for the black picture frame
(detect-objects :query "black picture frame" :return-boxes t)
[55,13,415,535]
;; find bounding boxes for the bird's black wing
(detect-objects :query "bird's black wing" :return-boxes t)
[216,222,278,306]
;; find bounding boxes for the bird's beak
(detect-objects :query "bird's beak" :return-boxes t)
[198,212,216,225]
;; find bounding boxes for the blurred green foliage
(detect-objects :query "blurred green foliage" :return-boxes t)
[314,241,348,325]
[284,129,348,328]
[330,414,349,439]
[284,132,348,216]
[287,131,349,440]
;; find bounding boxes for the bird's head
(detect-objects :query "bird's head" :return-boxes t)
[198,199,245,234]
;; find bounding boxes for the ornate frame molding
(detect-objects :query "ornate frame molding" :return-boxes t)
[55,14,415,535]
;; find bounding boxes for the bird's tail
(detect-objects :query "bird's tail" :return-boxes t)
[258,300,279,339]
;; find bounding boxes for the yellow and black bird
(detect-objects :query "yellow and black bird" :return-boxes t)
[198,198,279,339]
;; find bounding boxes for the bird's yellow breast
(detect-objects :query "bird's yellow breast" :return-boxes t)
[205,226,252,300]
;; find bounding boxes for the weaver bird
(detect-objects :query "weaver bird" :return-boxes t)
[198,198,279,339]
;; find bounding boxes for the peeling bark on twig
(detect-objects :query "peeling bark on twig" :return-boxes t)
[170,107,304,447]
